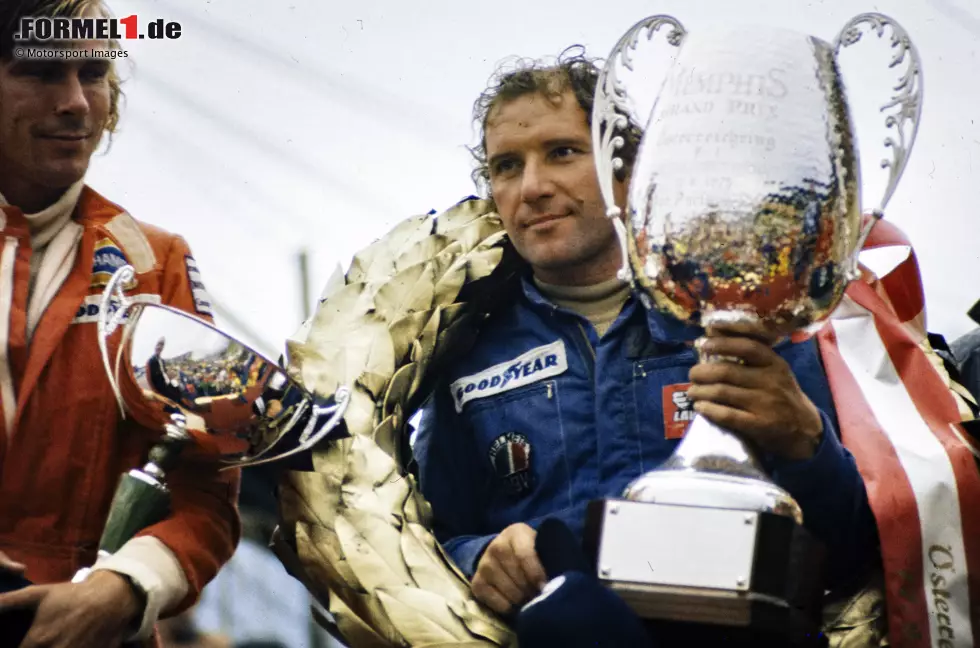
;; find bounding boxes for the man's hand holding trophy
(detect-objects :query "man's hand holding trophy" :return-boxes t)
[42,11,932,648]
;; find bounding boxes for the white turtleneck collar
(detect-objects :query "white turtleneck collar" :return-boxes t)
[0,179,85,250]
[0,181,87,341]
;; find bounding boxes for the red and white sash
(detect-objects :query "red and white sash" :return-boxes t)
[815,219,980,648]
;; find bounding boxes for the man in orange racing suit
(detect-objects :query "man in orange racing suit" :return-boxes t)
[0,2,240,647]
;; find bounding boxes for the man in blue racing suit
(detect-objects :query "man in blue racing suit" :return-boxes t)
[413,47,878,645]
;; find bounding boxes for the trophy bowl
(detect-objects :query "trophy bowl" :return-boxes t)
[107,298,349,468]
[626,26,861,333]
[587,13,922,643]
[67,265,350,584]
[98,265,350,471]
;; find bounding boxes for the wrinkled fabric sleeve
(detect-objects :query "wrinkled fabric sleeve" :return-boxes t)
[769,340,879,589]
[91,537,189,639]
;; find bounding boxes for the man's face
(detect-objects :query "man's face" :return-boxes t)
[485,90,628,285]
[0,42,112,198]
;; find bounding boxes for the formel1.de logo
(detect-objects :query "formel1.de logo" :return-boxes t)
[15,16,182,41]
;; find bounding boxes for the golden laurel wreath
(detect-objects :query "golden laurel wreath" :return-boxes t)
[271,198,887,648]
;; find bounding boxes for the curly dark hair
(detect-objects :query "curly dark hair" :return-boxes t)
[0,0,123,134]
[470,44,641,196]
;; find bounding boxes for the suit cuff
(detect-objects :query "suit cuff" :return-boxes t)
[444,534,497,580]
[91,536,190,640]
[770,410,846,496]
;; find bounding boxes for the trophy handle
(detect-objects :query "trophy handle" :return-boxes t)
[592,15,685,283]
[834,13,924,250]
[229,385,352,469]
[98,265,137,418]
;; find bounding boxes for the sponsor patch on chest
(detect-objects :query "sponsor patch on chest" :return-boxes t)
[488,431,533,497]
[663,382,695,440]
[72,293,162,324]
[450,340,568,413]
[91,238,136,289]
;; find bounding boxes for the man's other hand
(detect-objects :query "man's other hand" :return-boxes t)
[687,319,823,461]
[0,571,144,648]
[472,523,549,614]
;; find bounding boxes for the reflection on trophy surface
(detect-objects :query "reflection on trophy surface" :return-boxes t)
[72,265,350,582]
[628,27,859,333]
[101,265,352,468]
[132,329,284,454]
[588,12,921,639]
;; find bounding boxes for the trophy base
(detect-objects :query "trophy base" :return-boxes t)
[584,499,825,644]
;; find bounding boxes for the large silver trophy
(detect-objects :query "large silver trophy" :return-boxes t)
[73,265,350,579]
[587,13,922,639]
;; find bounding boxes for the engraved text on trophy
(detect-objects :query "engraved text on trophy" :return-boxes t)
[628,30,853,328]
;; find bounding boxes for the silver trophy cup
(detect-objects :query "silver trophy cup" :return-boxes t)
[72,265,350,580]
[587,13,922,639]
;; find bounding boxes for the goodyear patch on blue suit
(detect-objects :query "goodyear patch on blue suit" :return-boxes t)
[450,340,567,413]
[184,255,213,318]
[91,238,136,289]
